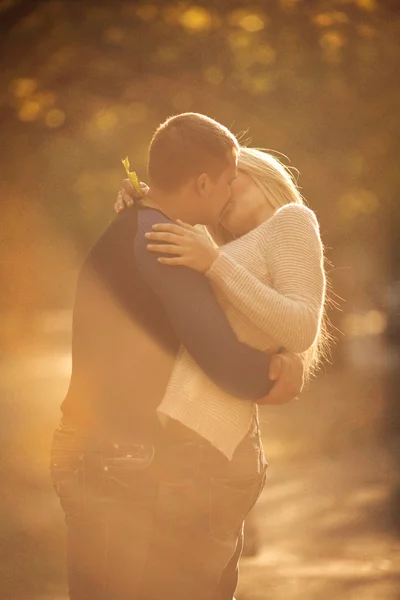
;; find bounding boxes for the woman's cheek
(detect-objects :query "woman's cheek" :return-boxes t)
[222,208,237,230]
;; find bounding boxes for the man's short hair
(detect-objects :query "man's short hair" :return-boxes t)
[148,113,239,192]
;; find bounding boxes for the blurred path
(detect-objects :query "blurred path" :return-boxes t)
[237,446,400,600]
[236,369,400,600]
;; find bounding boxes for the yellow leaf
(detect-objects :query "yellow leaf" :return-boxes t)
[128,171,140,193]
[122,156,130,173]
[121,156,141,195]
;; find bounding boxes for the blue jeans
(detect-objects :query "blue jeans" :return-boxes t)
[50,417,267,600]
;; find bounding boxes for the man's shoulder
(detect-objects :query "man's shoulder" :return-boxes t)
[80,206,139,272]
[135,207,174,257]
[137,206,174,232]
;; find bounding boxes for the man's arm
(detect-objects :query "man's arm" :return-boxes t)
[134,208,273,400]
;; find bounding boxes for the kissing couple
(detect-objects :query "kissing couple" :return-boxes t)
[51,112,326,600]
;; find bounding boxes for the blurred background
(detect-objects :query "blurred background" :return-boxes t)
[1,0,400,598]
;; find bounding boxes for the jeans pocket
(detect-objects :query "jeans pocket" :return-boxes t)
[209,474,264,542]
[50,428,85,519]
[157,480,201,533]
[104,466,155,506]
[103,444,156,504]
[51,463,84,519]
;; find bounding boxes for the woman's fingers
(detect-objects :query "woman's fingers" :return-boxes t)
[122,178,136,197]
[114,191,124,213]
[121,178,149,198]
[157,256,188,265]
[147,244,187,255]
[122,189,134,206]
[115,187,134,213]
[152,223,188,236]
[145,231,185,244]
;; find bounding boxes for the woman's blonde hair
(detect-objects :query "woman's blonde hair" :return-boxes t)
[206,146,332,381]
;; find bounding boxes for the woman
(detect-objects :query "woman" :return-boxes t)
[114,145,327,598]
[115,146,327,460]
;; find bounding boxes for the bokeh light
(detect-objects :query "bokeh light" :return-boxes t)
[203,66,225,85]
[94,108,118,131]
[10,77,37,98]
[239,14,265,33]
[255,43,276,65]
[171,90,193,111]
[343,310,387,337]
[18,100,41,122]
[313,11,349,27]
[127,102,149,124]
[337,189,379,219]
[45,109,66,128]
[356,0,377,11]
[136,3,159,22]
[103,26,125,45]
[179,6,213,32]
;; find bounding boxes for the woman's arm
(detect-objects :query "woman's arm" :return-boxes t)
[206,204,326,353]
[142,203,325,353]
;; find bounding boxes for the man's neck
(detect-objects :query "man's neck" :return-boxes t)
[146,189,182,222]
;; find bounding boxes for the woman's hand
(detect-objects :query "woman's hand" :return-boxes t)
[145,221,219,273]
[114,179,149,213]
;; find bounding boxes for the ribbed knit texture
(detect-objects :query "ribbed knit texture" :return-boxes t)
[157,203,326,459]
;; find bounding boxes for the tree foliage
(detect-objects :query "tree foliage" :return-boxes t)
[0,0,399,315]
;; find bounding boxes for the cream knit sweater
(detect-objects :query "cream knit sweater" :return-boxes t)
[157,203,326,459]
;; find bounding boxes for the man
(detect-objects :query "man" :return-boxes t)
[51,112,303,600]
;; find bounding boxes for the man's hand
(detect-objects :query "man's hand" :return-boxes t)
[257,351,304,405]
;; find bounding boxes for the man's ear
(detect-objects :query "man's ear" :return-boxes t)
[196,173,211,197]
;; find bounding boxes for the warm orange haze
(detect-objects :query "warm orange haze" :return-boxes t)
[1,1,400,599]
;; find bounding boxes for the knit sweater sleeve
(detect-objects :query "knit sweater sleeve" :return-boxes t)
[206,204,326,353]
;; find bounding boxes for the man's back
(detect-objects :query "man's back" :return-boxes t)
[62,205,179,441]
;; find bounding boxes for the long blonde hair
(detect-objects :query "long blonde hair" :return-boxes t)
[207,146,332,381]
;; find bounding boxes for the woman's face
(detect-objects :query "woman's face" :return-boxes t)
[220,170,274,237]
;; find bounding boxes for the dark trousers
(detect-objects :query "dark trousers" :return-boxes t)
[50,417,267,600]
